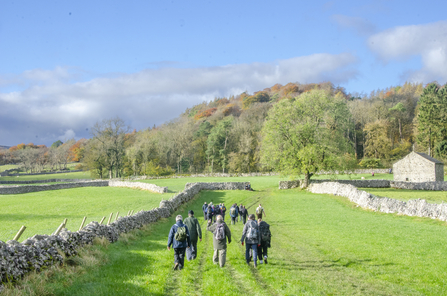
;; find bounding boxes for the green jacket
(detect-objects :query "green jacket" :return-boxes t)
[184,216,202,242]
[207,221,231,250]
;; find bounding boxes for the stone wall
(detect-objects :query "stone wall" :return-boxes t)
[390,181,447,191]
[130,172,278,180]
[0,181,109,194]
[279,179,390,189]
[317,169,392,175]
[0,181,247,286]
[0,179,91,185]
[109,180,168,194]
[2,170,84,177]
[308,182,447,221]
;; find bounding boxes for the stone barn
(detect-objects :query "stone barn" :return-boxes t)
[393,151,444,182]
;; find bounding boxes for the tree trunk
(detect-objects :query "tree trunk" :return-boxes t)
[303,171,313,188]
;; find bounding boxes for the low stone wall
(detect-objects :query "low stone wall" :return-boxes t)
[0,179,91,185]
[317,169,392,175]
[308,182,447,222]
[130,172,277,180]
[109,180,168,194]
[0,181,247,286]
[3,170,83,177]
[390,181,447,191]
[0,181,109,194]
[279,179,390,189]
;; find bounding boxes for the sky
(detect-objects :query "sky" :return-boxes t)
[1,0,447,146]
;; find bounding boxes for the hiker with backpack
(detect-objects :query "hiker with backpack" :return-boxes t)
[202,202,208,220]
[238,203,243,222]
[206,215,232,267]
[207,202,214,222]
[221,203,227,221]
[240,205,248,224]
[257,218,271,264]
[240,214,260,267]
[229,203,239,225]
[256,204,266,219]
[184,210,202,261]
[167,215,191,270]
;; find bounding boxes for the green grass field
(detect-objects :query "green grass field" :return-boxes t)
[4,176,447,295]
[0,187,164,242]
[0,164,19,172]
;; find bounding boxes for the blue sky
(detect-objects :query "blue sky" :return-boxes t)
[1,0,447,146]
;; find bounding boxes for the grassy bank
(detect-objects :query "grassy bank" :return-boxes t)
[0,187,164,242]
[6,177,447,295]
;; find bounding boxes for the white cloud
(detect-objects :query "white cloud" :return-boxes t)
[59,129,76,142]
[332,14,377,36]
[0,53,358,145]
[368,21,447,82]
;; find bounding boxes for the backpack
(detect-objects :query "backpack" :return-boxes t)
[256,207,262,215]
[259,222,271,242]
[215,223,225,240]
[246,222,258,240]
[230,207,236,216]
[208,205,213,214]
[222,206,226,212]
[174,225,187,242]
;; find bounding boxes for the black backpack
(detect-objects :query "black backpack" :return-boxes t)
[259,222,271,242]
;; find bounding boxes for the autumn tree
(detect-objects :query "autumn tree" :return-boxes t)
[261,89,354,186]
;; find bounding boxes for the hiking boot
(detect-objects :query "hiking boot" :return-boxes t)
[259,260,263,264]
[254,263,257,268]
[264,256,268,264]
[173,263,179,270]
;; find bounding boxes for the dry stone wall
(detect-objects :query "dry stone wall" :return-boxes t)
[391,181,447,190]
[308,182,447,222]
[279,179,390,189]
[109,180,168,193]
[0,181,247,287]
[0,179,91,185]
[0,181,109,194]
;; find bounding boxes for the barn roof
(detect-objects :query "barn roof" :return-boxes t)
[414,152,444,164]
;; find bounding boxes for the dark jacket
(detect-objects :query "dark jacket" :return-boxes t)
[206,221,231,250]
[240,207,248,219]
[240,219,260,245]
[184,216,202,243]
[167,220,191,249]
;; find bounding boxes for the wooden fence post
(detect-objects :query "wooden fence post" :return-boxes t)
[54,223,65,236]
[115,211,120,221]
[107,213,113,225]
[63,218,68,228]
[79,217,87,231]
[99,217,106,224]
[13,225,26,241]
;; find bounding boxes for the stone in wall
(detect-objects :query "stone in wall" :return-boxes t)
[109,180,168,193]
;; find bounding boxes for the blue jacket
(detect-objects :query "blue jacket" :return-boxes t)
[167,220,191,249]
[202,204,208,213]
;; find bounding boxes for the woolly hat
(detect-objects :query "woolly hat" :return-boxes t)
[176,215,183,221]
[188,210,194,215]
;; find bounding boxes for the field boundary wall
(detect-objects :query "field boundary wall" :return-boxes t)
[308,181,447,222]
[0,179,91,185]
[0,181,248,287]
[2,170,83,177]
[280,179,447,191]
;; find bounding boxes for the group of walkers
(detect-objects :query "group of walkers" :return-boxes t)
[167,203,271,270]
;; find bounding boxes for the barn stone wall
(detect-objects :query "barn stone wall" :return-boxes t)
[393,152,444,182]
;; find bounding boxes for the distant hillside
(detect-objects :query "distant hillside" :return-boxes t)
[0,145,10,150]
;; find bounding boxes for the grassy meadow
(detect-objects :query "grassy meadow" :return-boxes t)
[4,176,447,295]
[0,187,164,242]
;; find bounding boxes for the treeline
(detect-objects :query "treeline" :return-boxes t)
[0,140,86,173]
[3,81,446,178]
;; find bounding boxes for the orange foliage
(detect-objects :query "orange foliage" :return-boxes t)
[223,103,240,116]
[17,143,25,150]
[270,83,283,92]
[69,139,87,162]
[280,83,299,96]
[385,91,393,98]
[194,108,217,120]
[9,146,18,152]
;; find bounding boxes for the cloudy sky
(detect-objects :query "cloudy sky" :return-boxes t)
[1,0,447,146]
